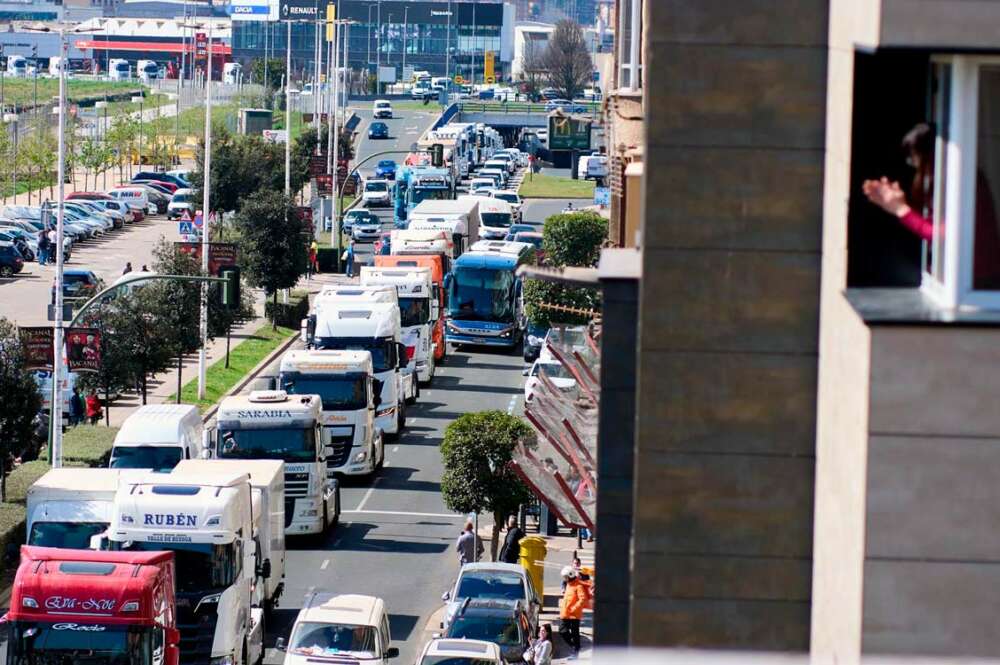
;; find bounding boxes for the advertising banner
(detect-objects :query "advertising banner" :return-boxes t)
[262,129,288,144]
[22,327,53,371]
[325,4,335,41]
[279,0,320,21]
[65,328,101,373]
[175,242,238,276]
[228,0,277,21]
[484,50,495,82]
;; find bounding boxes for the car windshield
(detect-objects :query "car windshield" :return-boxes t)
[378,161,395,168]
[531,363,572,380]
[447,616,521,647]
[110,445,183,472]
[280,372,368,411]
[366,182,388,192]
[290,622,377,657]
[216,427,316,463]
[28,521,108,550]
[116,541,238,593]
[449,268,514,322]
[64,274,93,285]
[494,193,518,204]
[482,213,512,229]
[315,337,394,373]
[173,194,188,203]
[399,297,430,327]
[456,572,525,600]
[514,234,542,249]
[7,622,154,665]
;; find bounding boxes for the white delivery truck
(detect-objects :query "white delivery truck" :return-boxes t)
[361,266,437,384]
[108,58,131,81]
[278,350,384,477]
[390,229,455,263]
[175,459,286,617]
[110,403,206,471]
[47,56,66,77]
[26,469,145,549]
[224,61,243,85]
[408,198,481,255]
[468,196,515,239]
[304,301,411,439]
[108,468,264,665]
[6,55,27,77]
[137,59,159,82]
[213,390,340,536]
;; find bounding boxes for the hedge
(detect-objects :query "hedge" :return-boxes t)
[265,290,311,329]
[0,426,119,569]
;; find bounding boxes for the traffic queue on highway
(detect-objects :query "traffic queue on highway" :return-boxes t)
[0,169,191,279]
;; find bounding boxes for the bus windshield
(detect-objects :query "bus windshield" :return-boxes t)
[448,267,514,322]
[216,427,317,463]
[280,372,368,411]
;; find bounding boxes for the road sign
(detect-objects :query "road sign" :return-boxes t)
[594,186,610,206]
[178,221,195,235]
[262,129,288,143]
[180,210,192,222]
[193,211,204,228]
[453,74,464,85]
[484,50,495,82]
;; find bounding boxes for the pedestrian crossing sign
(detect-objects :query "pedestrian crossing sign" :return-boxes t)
[178,221,195,235]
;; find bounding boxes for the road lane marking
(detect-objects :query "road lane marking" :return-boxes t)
[507,395,518,414]
[354,478,380,512]
[341,509,463,519]
[320,559,329,570]
[392,446,399,452]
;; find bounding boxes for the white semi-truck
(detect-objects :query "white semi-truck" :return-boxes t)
[175,458,286,616]
[278,349,384,477]
[361,266,437,385]
[213,390,340,536]
[108,468,264,665]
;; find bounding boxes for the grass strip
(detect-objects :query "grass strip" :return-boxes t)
[518,173,595,199]
[171,323,296,412]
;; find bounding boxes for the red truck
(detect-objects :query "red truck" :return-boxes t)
[1,546,180,665]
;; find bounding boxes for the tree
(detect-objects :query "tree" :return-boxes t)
[521,39,548,100]
[234,190,307,328]
[0,318,43,501]
[440,411,534,560]
[75,299,143,423]
[250,57,286,92]
[543,20,593,101]
[524,211,607,328]
[146,240,203,400]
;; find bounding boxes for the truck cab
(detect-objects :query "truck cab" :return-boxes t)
[108,470,263,665]
[360,266,438,385]
[213,391,340,536]
[374,254,448,364]
[108,58,131,81]
[278,350,384,477]
[1,546,180,665]
[304,301,411,440]
[6,55,26,78]
[137,59,159,82]
[223,62,242,85]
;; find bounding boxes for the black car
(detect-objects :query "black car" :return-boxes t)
[444,599,532,663]
[368,121,389,140]
[0,244,25,277]
[53,270,102,302]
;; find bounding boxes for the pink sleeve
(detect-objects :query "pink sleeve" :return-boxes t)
[898,209,934,241]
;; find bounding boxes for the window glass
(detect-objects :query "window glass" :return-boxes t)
[290,622,376,656]
[929,63,950,285]
[973,65,1000,290]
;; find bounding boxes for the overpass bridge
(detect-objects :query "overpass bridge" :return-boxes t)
[451,100,600,128]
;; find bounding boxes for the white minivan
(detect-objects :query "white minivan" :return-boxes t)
[109,404,206,471]
[109,186,155,215]
[278,594,398,663]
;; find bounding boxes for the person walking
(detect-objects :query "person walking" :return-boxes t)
[68,387,84,427]
[37,229,49,266]
[455,521,484,565]
[309,240,319,275]
[85,389,102,425]
[122,262,133,275]
[559,566,586,654]
[344,239,356,278]
[523,623,553,665]
[498,515,525,564]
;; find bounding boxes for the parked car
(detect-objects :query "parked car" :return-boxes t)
[441,562,541,634]
[374,159,397,180]
[524,358,577,403]
[0,242,25,276]
[417,639,502,665]
[443,598,533,664]
[368,121,390,140]
[523,323,548,363]
[0,229,36,261]
[132,171,188,188]
[540,87,560,100]
[167,188,194,219]
[53,269,103,302]
[342,208,379,233]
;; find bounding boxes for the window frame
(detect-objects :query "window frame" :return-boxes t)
[925,54,1000,309]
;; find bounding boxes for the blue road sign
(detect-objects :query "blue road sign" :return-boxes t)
[594,186,610,206]
[178,221,195,235]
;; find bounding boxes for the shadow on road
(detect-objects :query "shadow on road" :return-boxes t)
[388,614,421,643]
[330,521,449,555]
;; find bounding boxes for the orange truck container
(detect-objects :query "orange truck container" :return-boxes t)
[374,253,447,361]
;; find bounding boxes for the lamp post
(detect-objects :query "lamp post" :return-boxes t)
[196,8,215,401]
[131,95,144,166]
[50,30,68,468]
[3,113,16,204]
[285,18,292,197]
[402,7,407,74]
[95,100,107,190]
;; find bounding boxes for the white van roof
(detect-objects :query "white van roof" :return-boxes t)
[300,593,385,627]
[114,404,201,447]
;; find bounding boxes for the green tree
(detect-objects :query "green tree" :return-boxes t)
[0,318,43,501]
[440,411,534,560]
[250,57,286,92]
[234,190,307,329]
[543,20,594,101]
[147,240,204,400]
[75,299,142,423]
[524,211,607,328]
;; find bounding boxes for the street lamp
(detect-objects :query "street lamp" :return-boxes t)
[367,5,374,67]
[3,113,17,204]
[131,95,144,166]
[95,100,108,190]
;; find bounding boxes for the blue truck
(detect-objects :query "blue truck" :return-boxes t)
[393,166,453,228]
[444,240,536,349]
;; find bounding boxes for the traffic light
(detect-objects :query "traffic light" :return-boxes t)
[219,266,241,310]
[431,143,444,167]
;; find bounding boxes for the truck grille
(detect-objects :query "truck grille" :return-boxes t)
[285,471,310,498]
[326,430,353,468]
[176,594,219,664]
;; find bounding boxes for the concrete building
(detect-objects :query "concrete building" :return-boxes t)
[594,0,1000,659]
[511,21,600,80]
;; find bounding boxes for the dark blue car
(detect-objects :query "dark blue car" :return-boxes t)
[375,159,397,180]
[368,122,389,140]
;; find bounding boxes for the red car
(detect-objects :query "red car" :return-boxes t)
[133,178,178,194]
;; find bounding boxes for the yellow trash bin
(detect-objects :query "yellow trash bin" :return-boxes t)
[518,536,548,597]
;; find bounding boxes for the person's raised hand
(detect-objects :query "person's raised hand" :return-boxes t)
[862,177,911,217]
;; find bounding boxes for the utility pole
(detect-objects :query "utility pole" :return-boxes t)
[285,19,292,197]
[50,29,68,468]
[196,8,215,400]
[402,7,407,74]
[326,18,336,176]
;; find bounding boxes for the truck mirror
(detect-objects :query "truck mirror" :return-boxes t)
[199,449,212,460]
[431,302,440,320]
[275,637,287,652]
[259,558,271,580]
[386,647,400,659]
[443,272,454,291]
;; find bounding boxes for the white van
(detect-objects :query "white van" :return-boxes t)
[109,403,205,471]
[223,62,243,85]
[373,99,393,119]
[48,57,66,77]
[108,58,131,81]
[108,186,154,215]
[579,153,608,180]
[277,594,397,662]
[137,59,159,82]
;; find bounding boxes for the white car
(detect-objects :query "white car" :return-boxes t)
[417,638,502,665]
[167,188,193,219]
[278,594,398,664]
[491,190,522,221]
[411,85,432,99]
[469,178,496,195]
[373,99,393,118]
[524,359,577,402]
[362,179,392,207]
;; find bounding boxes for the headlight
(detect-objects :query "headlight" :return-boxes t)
[210,656,235,665]
[353,451,368,463]
[200,592,222,605]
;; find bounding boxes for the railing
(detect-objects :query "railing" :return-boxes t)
[457,100,599,115]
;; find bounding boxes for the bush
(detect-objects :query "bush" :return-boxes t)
[264,291,310,328]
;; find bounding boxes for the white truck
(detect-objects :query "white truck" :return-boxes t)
[390,229,455,265]
[108,468,264,665]
[304,300,412,440]
[26,468,144,550]
[137,58,160,82]
[47,56,65,77]
[110,403,206,471]
[407,198,481,255]
[278,350,385,477]
[361,266,437,385]
[467,196,515,239]
[224,61,243,85]
[213,390,341,536]
[6,55,26,78]
[175,459,286,617]
[108,58,131,81]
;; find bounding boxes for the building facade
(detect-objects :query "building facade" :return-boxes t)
[231,0,515,80]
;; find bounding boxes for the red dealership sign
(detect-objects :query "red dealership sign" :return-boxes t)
[65,328,101,373]
[21,327,54,371]
[175,242,238,276]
